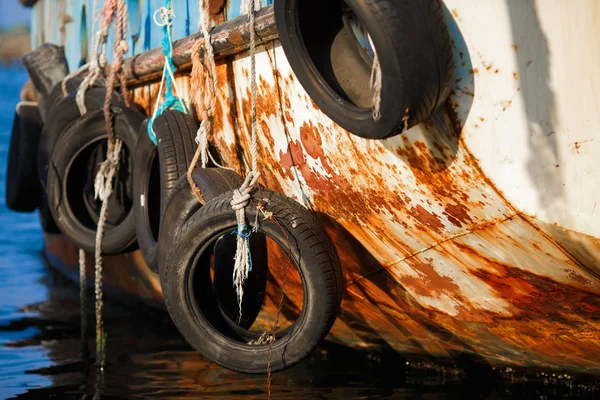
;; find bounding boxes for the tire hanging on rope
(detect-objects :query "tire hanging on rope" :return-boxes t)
[161,189,344,374]
[274,0,455,138]
[46,106,143,254]
[133,110,197,272]
[158,168,268,329]
[88,0,133,375]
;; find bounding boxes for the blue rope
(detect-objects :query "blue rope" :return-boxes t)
[232,226,253,272]
[148,0,187,145]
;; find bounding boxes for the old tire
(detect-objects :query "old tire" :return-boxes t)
[6,102,43,212]
[275,0,454,139]
[156,168,243,274]
[47,107,144,254]
[157,168,267,329]
[22,44,69,120]
[162,189,343,374]
[38,87,122,188]
[134,111,198,271]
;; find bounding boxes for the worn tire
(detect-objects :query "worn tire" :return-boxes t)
[156,168,243,274]
[157,168,267,329]
[6,102,43,212]
[162,189,343,374]
[22,44,69,120]
[38,87,122,188]
[46,107,144,254]
[275,0,454,138]
[134,111,197,271]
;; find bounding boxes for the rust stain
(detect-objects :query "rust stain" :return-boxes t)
[115,42,600,374]
[409,205,445,233]
[513,72,518,80]
[400,258,461,298]
[444,203,473,226]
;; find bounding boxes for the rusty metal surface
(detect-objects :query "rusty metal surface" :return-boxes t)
[129,40,600,373]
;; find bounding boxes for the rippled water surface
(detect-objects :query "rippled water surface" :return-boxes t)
[0,65,598,399]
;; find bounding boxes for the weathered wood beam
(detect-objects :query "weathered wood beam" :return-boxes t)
[122,4,277,88]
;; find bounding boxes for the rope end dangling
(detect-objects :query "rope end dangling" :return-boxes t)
[370,51,382,121]
[230,171,260,319]
[94,139,123,202]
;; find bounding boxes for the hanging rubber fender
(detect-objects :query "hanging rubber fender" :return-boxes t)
[157,168,268,329]
[6,102,43,212]
[133,110,198,271]
[161,189,343,373]
[46,106,144,254]
[22,44,69,121]
[274,0,454,139]
[38,85,123,188]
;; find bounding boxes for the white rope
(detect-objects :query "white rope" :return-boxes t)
[62,64,90,96]
[76,29,109,115]
[231,0,261,319]
[368,34,382,121]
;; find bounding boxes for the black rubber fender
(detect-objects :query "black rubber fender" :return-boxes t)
[275,0,454,139]
[5,102,43,212]
[46,106,144,254]
[156,169,245,274]
[133,111,198,271]
[157,168,267,329]
[38,86,123,188]
[161,189,344,374]
[22,44,69,120]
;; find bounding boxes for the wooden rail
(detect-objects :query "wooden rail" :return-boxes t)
[122,4,277,88]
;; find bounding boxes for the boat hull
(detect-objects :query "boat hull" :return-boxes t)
[29,0,600,375]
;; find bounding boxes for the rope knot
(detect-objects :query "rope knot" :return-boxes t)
[231,188,252,211]
[154,6,173,27]
[98,53,108,69]
[94,139,123,202]
[117,39,129,54]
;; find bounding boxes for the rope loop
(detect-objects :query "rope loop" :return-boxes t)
[147,1,187,145]
[153,6,173,27]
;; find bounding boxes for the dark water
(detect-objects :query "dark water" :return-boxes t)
[0,64,598,399]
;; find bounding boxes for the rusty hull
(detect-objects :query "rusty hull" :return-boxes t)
[39,37,600,375]
[32,1,600,375]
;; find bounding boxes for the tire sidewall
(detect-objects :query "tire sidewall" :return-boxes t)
[275,0,448,138]
[163,191,335,373]
[133,125,160,268]
[47,108,140,254]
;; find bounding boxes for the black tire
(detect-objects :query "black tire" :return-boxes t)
[39,87,123,188]
[6,102,43,212]
[22,44,69,119]
[157,168,267,329]
[46,107,144,254]
[43,76,103,119]
[134,111,197,271]
[275,0,454,139]
[157,169,244,275]
[162,189,343,374]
